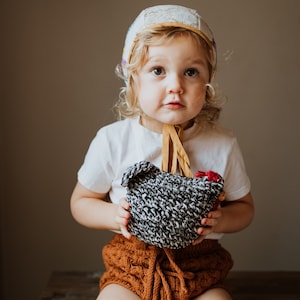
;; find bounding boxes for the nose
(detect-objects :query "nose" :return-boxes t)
[167,73,183,95]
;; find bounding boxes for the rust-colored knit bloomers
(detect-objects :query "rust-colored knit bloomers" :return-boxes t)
[100,234,233,300]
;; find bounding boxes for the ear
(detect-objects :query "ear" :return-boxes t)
[205,83,216,101]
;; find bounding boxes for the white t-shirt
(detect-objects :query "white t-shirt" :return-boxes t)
[78,117,251,239]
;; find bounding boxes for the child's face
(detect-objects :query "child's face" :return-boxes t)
[136,35,209,132]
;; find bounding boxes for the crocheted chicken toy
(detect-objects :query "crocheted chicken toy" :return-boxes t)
[121,161,225,249]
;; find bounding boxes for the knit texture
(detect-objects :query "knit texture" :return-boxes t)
[121,161,224,249]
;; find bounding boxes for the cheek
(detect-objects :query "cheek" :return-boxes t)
[189,92,207,115]
[193,87,207,106]
[194,100,206,113]
[138,96,153,113]
[134,75,145,99]
[136,77,156,104]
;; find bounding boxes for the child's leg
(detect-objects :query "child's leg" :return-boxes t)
[193,288,232,300]
[96,284,141,300]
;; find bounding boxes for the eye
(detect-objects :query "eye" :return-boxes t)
[151,67,165,76]
[184,68,199,77]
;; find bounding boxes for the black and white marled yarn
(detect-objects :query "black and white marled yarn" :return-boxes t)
[121,161,224,249]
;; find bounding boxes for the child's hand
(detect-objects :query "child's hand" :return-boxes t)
[115,198,132,239]
[192,209,222,245]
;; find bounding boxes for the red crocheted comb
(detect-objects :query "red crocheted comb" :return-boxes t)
[195,170,225,210]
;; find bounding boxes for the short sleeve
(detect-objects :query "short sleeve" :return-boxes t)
[223,138,251,200]
[77,129,114,193]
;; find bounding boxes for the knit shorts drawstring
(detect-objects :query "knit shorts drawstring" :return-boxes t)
[144,247,190,300]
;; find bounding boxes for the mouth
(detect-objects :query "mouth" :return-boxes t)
[165,101,184,109]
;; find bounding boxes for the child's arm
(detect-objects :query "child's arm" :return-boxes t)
[193,192,254,244]
[70,182,132,239]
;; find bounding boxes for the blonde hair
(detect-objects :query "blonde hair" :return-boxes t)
[114,27,222,124]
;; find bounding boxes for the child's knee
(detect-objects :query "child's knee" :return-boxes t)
[194,288,232,300]
[97,284,141,300]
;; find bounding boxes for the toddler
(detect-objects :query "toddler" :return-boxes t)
[70,5,254,300]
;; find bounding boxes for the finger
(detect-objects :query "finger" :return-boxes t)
[192,234,205,245]
[196,227,204,235]
[196,226,213,237]
[117,202,131,219]
[120,198,130,210]
[120,224,131,239]
[115,215,128,226]
[115,213,131,239]
[118,207,131,219]
[201,218,217,227]
[207,210,221,219]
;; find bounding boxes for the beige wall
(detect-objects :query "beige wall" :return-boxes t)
[1,0,300,299]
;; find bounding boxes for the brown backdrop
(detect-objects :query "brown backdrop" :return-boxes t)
[1,0,300,299]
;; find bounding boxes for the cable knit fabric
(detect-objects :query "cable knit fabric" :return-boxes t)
[100,235,233,300]
[121,161,224,249]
